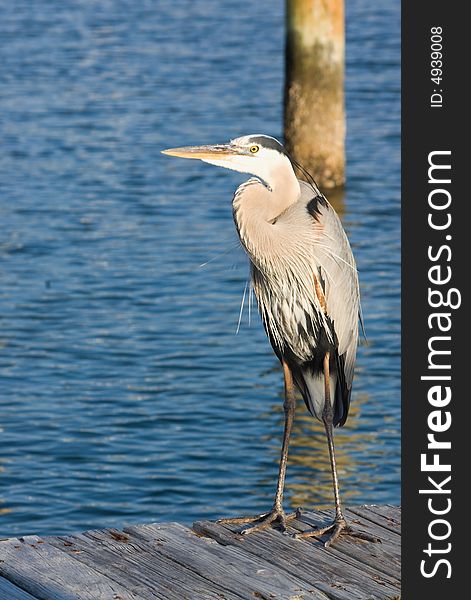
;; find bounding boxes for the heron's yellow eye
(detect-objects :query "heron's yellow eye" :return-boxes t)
[249,145,259,154]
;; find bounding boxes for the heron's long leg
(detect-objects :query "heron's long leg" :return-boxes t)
[322,353,344,523]
[218,361,300,533]
[295,353,379,546]
[273,360,296,509]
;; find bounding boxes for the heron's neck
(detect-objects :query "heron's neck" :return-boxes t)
[233,163,300,266]
[264,163,301,220]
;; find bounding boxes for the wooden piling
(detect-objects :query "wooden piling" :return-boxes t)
[284,0,345,189]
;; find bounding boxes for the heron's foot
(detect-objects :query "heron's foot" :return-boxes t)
[218,506,302,535]
[294,516,381,547]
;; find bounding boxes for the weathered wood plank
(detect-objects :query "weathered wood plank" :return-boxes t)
[193,514,400,600]
[348,505,401,536]
[0,576,39,600]
[49,532,167,600]
[1,506,400,600]
[49,528,241,600]
[363,505,402,531]
[343,508,400,563]
[342,508,400,549]
[291,509,401,582]
[125,521,330,600]
[300,507,401,555]
[0,535,145,600]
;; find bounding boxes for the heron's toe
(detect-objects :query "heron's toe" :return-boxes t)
[294,517,381,547]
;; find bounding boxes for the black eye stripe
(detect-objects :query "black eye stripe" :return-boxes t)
[247,136,288,156]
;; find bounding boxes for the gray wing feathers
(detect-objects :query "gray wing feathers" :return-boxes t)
[299,181,360,391]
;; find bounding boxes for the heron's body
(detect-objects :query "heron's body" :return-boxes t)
[162,135,377,546]
[233,178,358,427]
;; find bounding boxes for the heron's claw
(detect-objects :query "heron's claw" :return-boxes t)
[294,517,381,547]
[218,507,302,534]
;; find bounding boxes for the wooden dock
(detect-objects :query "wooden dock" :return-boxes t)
[0,504,400,600]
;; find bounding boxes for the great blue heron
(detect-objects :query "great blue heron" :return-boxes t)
[162,135,378,546]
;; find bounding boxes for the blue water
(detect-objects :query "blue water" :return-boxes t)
[0,0,400,537]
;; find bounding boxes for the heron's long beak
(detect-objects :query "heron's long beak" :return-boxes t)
[161,144,238,161]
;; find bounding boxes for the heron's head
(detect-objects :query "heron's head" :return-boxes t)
[162,135,295,191]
